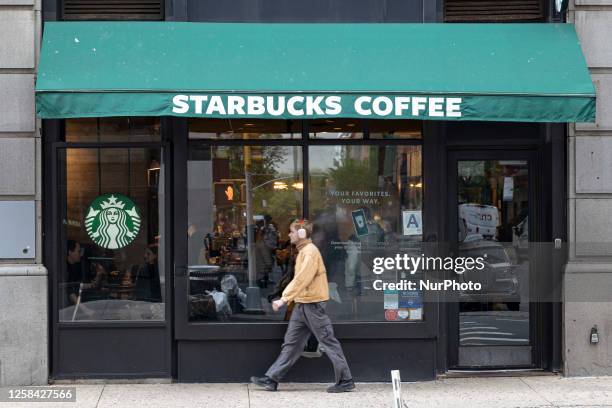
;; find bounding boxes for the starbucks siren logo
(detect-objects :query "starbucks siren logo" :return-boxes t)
[85,194,141,249]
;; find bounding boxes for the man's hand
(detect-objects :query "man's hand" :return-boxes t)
[272,299,286,312]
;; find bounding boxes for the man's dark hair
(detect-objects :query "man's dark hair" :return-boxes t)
[67,240,78,254]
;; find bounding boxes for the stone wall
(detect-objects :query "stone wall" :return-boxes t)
[0,0,47,386]
[565,1,612,376]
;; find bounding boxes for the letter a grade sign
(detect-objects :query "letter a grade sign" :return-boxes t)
[403,210,422,236]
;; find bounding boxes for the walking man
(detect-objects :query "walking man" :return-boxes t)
[250,219,355,393]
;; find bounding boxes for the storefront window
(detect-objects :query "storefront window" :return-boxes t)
[309,145,423,321]
[305,119,422,139]
[307,119,364,139]
[369,120,422,139]
[187,142,303,321]
[186,119,424,323]
[189,119,301,139]
[58,146,165,321]
[65,118,161,143]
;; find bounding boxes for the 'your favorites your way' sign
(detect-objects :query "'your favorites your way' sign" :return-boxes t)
[172,94,463,119]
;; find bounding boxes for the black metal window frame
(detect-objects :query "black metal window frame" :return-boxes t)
[174,118,441,341]
[445,148,541,370]
[42,117,175,378]
[44,120,173,378]
[43,117,564,374]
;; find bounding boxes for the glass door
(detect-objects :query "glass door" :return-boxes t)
[448,151,537,368]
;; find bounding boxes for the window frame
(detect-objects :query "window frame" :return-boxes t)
[48,118,171,329]
[176,118,438,340]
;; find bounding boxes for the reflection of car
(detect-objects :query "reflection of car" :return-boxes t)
[458,239,520,311]
[458,203,500,241]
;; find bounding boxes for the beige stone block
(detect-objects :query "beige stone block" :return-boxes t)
[0,9,35,68]
[575,11,612,68]
[0,74,35,132]
[575,198,612,256]
[0,138,35,195]
[575,136,612,192]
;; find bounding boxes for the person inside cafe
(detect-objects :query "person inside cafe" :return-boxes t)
[65,240,85,306]
[133,244,162,302]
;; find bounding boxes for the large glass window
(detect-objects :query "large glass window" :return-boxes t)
[186,119,423,323]
[187,143,303,321]
[309,145,423,321]
[189,119,301,140]
[59,123,164,321]
[66,118,161,143]
[369,120,422,139]
[307,119,364,139]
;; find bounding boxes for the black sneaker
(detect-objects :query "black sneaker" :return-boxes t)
[250,376,278,391]
[326,378,355,393]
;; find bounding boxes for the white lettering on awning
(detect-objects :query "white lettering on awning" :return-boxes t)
[171,94,463,118]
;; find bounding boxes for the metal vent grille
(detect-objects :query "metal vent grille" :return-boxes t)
[444,0,544,22]
[63,0,163,21]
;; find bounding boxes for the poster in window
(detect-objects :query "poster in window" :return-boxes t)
[351,209,369,237]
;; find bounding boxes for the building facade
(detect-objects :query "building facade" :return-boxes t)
[0,0,46,386]
[0,0,610,386]
[565,0,612,376]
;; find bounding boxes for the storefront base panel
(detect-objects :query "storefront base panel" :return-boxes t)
[0,270,48,386]
[178,339,436,382]
[458,346,532,368]
[53,326,170,379]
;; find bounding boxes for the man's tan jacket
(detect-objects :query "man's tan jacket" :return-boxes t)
[281,239,329,304]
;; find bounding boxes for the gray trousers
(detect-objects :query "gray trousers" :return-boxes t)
[265,302,352,383]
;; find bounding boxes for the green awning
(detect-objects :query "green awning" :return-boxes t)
[36,22,595,122]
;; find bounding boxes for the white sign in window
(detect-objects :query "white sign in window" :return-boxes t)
[402,210,422,236]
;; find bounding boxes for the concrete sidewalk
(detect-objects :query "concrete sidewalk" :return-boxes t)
[1,375,612,408]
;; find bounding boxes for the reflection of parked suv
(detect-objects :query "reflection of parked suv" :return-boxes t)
[458,203,500,241]
[458,238,520,311]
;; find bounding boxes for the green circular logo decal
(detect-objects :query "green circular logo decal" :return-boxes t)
[85,194,141,249]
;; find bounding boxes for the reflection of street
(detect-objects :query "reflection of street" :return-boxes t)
[59,299,165,320]
[514,260,530,312]
[460,311,529,345]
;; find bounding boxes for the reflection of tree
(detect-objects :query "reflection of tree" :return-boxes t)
[229,146,287,187]
[254,187,301,234]
[458,161,495,205]
[328,158,378,192]
[244,146,300,234]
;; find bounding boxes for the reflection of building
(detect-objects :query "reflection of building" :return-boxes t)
[1,0,611,388]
